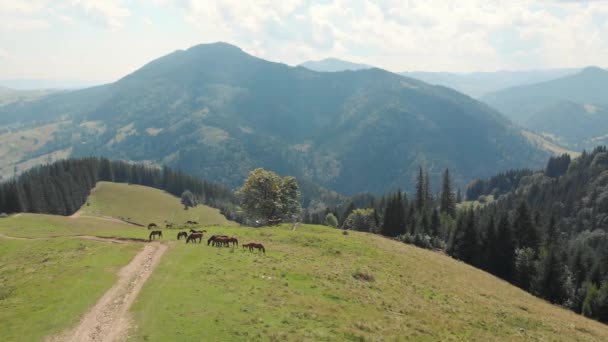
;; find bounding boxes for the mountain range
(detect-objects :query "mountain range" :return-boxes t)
[482,66,608,149]
[0,42,549,194]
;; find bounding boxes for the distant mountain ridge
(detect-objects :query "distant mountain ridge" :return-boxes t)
[0,42,549,194]
[401,69,579,98]
[482,66,608,149]
[299,58,372,72]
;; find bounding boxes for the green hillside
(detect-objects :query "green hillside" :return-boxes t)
[0,42,548,194]
[0,183,607,340]
[78,181,237,227]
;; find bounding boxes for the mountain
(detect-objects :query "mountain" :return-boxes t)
[299,57,372,72]
[401,69,578,98]
[0,42,549,194]
[0,79,105,90]
[481,67,608,149]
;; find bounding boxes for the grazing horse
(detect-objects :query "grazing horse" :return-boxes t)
[149,230,163,240]
[166,223,174,229]
[147,223,158,230]
[211,236,238,247]
[177,231,188,240]
[190,229,207,234]
[186,220,199,225]
[186,232,203,244]
[249,242,265,254]
[207,235,228,246]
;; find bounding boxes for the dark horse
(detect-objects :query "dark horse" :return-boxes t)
[149,230,163,240]
[186,232,203,243]
[166,223,174,229]
[243,242,265,253]
[177,231,188,240]
[190,229,207,234]
[147,223,158,230]
[207,235,228,246]
[213,236,238,247]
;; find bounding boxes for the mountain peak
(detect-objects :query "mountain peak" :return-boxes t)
[299,58,372,72]
[580,66,607,75]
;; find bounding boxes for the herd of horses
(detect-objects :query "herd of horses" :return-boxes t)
[147,222,265,253]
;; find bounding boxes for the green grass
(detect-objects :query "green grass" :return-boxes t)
[0,238,141,341]
[1,182,608,341]
[81,182,237,227]
[130,224,608,341]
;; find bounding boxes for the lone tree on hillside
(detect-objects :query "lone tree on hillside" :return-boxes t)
[237,168,301,224]
[181,190,196,209]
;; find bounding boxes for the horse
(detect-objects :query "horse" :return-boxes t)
[147,223,158,230]
[166,223,174,229]
[243,242,265,253]
[177,231,188,240]
[207,235,228,246]
[249,242,265,254]
[149,230,163,240]
[211,236,238,247]
[190,229,207,234]
[186,232,203,244]
[186,220,199,225]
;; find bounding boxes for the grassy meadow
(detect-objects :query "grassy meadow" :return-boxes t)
[0,182,608,341]
[131,224,608,341]
[0,238,141,341]
[80,181,237,227]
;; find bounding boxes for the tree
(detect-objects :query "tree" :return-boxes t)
[237,168,301,223]
[181,190,196,209]
[494,214,515,280]
[449,210,479,264]
[381,192,405,237]
[343,208,377,232]
[415,166,425,212]
[536,249,566,303]
[278,176,302,221]
[440,169,456,217]
[513,201,540,250]
[324,213,338,228]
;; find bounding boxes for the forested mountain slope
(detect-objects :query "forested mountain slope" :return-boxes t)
[0,42,548,194]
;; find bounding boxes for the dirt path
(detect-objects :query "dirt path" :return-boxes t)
[49,242,168,342]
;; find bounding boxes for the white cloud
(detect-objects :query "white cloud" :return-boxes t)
[70,0,131,29]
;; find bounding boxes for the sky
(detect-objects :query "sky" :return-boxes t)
[1,0,608,82]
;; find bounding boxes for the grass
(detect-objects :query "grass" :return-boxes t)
[1,182,608,341]
[130,224,608,341]
[0,238,141,341]
[80,182,237,227]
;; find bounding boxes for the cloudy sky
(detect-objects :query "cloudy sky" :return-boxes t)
[1,0,607,82]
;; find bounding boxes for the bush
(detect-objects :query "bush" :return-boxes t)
[324,213,338,228]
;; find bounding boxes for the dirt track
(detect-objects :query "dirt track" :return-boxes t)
[48,242,168,342]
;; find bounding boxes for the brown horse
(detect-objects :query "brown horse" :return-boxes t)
[210,236,237,247]
[177,231,188,240]
[149,230,163,240]
[186,232,203,243]
[243,242,265,253]
[190,229,207,234]
[166,223,174,229]
[147,223,158,230]
[207,235,228,246]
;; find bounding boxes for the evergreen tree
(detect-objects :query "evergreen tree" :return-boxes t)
[415,166,425,212]
[494,214,515,280]
[440,169,456,217]
[513,201,540,251]
[536,249,566,303]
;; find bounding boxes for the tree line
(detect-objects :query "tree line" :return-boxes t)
[0,158,237,219]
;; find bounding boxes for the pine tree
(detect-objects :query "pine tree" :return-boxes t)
[440,169,456,217]
[494,214,515,280]
[513,201,540,251]
[415,166,425,212]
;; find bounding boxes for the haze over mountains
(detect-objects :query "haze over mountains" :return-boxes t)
[0,42,549,194]
[483,66,608,150]
[299,58,372,72]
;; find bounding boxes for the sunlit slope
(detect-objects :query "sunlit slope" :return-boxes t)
[131,225,608,341]
[78,181,237,227]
